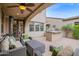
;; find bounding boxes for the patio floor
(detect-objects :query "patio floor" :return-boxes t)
[33,36,79,56]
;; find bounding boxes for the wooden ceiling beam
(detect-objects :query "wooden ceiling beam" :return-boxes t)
[24,3,44,20]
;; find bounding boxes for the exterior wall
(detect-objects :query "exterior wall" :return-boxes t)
[25,10,46,38]
[63,19,79,25]
[46,18,63,30]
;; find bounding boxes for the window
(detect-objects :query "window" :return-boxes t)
[29,22,44,31]
[46,24,50,28]
[52,25,56,28]
[75,22,79,25]
[46,24,50,30]
[35,23,40,31]
[29,22,34,31]
[40,23,44,31]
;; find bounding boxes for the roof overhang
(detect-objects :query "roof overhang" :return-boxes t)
[0,3,53,20]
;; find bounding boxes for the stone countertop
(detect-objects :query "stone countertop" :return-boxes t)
[46,31,62,34]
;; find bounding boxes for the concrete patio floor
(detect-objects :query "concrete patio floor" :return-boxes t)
[33,36,79,56]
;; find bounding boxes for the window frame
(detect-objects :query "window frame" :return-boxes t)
[29,22,35,32]
[29,21,44,32]
[40,23,44,31]
[75,22,79,25]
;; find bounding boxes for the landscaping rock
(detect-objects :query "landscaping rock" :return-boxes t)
[57,46,73,56]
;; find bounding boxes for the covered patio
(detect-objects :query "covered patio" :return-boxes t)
[0,3,79,56]
[0,3,52,56]
[0,3,52,38]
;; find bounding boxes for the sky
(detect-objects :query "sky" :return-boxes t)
[46,3,79,18]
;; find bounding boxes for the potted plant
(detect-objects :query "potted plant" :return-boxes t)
[62,24,74,38]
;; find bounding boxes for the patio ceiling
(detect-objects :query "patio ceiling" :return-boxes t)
[0,3,53,20]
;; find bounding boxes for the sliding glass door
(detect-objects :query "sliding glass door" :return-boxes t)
[12,20,25,40]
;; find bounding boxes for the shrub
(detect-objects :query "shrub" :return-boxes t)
[62,24,74,31]
[62,24,74,37]
[57,46,73,56]
[73,25,79,39]
[62,24,79,39]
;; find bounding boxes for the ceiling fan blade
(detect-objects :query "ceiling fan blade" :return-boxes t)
[25,3,35,7]
[26,8,33,12]
[7,5,18,8]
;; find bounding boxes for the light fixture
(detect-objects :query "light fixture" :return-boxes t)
[19,3,26,14]
[19,5,26,11]
[17,13,19,15]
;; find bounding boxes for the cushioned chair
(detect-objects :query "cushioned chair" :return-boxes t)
[0,34,27,56]
[8,46,26,56]
[0,46,27,56]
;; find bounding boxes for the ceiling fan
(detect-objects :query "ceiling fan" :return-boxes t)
[7,3,35,14]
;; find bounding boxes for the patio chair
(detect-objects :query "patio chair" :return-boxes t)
[0,46,26,56]
[0,34,27,56]
[8,46,26,56]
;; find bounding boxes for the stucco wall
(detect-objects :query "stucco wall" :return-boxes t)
[63,19,79,25]
[46,18,63,30]
[25,10,46,38]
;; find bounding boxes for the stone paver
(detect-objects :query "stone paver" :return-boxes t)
[33,37,79,56]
